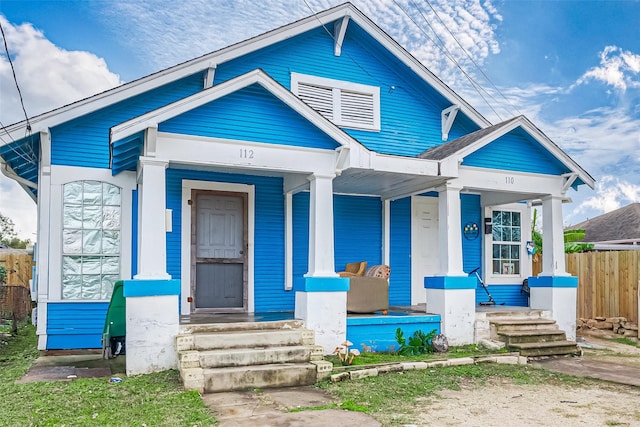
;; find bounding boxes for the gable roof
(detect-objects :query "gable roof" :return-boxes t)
[1,2,491,145]
[567,203,640,243]
[110,69,371,174]
[418,115,595,189]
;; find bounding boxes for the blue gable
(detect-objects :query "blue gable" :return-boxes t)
[215,23,480,157]
[159,83,340,150]
[462,127,570,175]
[50,73,204,169]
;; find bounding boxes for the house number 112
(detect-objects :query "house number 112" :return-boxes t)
[240,148,254,159]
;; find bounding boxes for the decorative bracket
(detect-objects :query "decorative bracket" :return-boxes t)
[203,65,216,89]
[441,104,460,141]
[334,16,350,56]
[561,172,578,193]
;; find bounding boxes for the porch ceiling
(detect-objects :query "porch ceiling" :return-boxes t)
[334,168,447,199]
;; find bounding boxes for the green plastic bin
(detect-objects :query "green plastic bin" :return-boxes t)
[102,280,126,359]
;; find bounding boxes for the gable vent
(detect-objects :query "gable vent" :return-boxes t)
[291,72,380,132]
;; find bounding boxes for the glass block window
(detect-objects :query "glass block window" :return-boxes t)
[62,181,121,299]
[491,210,521,275]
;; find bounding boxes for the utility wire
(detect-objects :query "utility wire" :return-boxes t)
[421,0,523,117]
[392,0,503,120]
[0,20,32,135]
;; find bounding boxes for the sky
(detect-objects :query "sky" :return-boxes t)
[0,0,639,240]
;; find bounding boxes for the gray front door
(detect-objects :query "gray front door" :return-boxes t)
[192,191,247,312]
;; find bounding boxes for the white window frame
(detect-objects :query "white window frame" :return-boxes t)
[48,166,135,302]
[483,203,532,285]
[291,72,380,132]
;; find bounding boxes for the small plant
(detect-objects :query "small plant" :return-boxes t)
[0,264,7,284]
[395,328,437,356]
[334,340,361,365]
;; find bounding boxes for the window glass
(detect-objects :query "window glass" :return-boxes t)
[492,210,521,275]
[61,181,121,300]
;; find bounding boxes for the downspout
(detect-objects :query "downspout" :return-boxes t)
[0,157,37,189]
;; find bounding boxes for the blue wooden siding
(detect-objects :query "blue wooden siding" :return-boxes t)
[46,302,108,349]
[165,169,292,312]
[461,194,482,277]
[293,193,383,286]
[479,285,528,306]
[50,74,203,168]
[215,23,480,157]
[347,314,441,352]
[389,197,411,305]
[159,84,339,150]
[463,127,570,175]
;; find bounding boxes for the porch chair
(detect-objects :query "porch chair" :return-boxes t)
[338,262,391,313]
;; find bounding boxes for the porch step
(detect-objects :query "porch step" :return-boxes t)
[491,319,558,334]
[489,316,579,358]
[187,329,315,351]
[497,329,567,346]
[202,363,318,393]
[507,340,581,357]
[180,345,316,369]
[177,322,330,393]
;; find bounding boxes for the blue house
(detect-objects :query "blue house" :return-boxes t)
[1,3,593,374]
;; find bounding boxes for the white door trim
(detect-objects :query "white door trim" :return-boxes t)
[181,179,255,315]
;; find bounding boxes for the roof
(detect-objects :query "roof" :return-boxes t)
[418,115,595,189]
[567,203,640,243]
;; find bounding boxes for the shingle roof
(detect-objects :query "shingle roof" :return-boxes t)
[567,203,640,242]
[418,117,520,160]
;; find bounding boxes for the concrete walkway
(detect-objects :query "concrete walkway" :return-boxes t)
[202,386,381,426]
[531,357,640,387]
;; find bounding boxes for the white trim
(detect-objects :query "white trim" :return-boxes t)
[285,192,293,290]
[382,199,390,265]
[483,203,532,285]
[459,166,565,196]
[334,16,350,56]
[180,180,255,315]
[47,166,136,301]
[291,72,381,131]
[155,132,338,176]
[36,299,47,350]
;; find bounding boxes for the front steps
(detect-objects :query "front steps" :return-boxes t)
[176,320,331,393]
[487,313,580,357]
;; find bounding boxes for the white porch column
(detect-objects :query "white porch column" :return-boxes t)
[135,157,171,279]
[425,182,476,345]
[540,195,568,276]
[305,173,338,278]
[296,172,348,354]
[437,183,465,276]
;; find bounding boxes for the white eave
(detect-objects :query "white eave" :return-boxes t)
[1,2,490,145]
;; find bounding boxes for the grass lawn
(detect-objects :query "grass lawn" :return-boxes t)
[0,325,216,426]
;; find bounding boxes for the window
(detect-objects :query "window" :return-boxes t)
[291,73,380,131]
[62,181,121,300]
[491,210,521,275]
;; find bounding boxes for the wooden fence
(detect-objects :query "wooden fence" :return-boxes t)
[0,252,34,288]
[533,251,639,324]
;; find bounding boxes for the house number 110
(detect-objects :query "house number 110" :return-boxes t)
[240,148,254,159]
[505,176,515,185]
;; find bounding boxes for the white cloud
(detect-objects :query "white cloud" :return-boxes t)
[0,16,122,239]
[577,45,640,91]
[567,175,640,224]
[0,16,122,125]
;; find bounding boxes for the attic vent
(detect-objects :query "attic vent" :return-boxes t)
[291,72,380,131]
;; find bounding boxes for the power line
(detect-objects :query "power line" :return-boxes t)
[0,20,32,135]
[421,0,523,117]
[392,0,503,121]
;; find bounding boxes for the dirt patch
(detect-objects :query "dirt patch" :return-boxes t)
[414,378,640,427]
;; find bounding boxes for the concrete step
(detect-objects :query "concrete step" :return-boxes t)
[180,345,315,369]
[177,328,315,352]
[483,310,547,320]
[491,319,558,334]
[203,363,317,392]
[180,319,305,334]
[508,340,580,357]
[497,329,567,345]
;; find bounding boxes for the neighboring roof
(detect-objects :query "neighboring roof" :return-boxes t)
[1,2,491,145]
[567,203,640,243]
[417,115,595,189]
